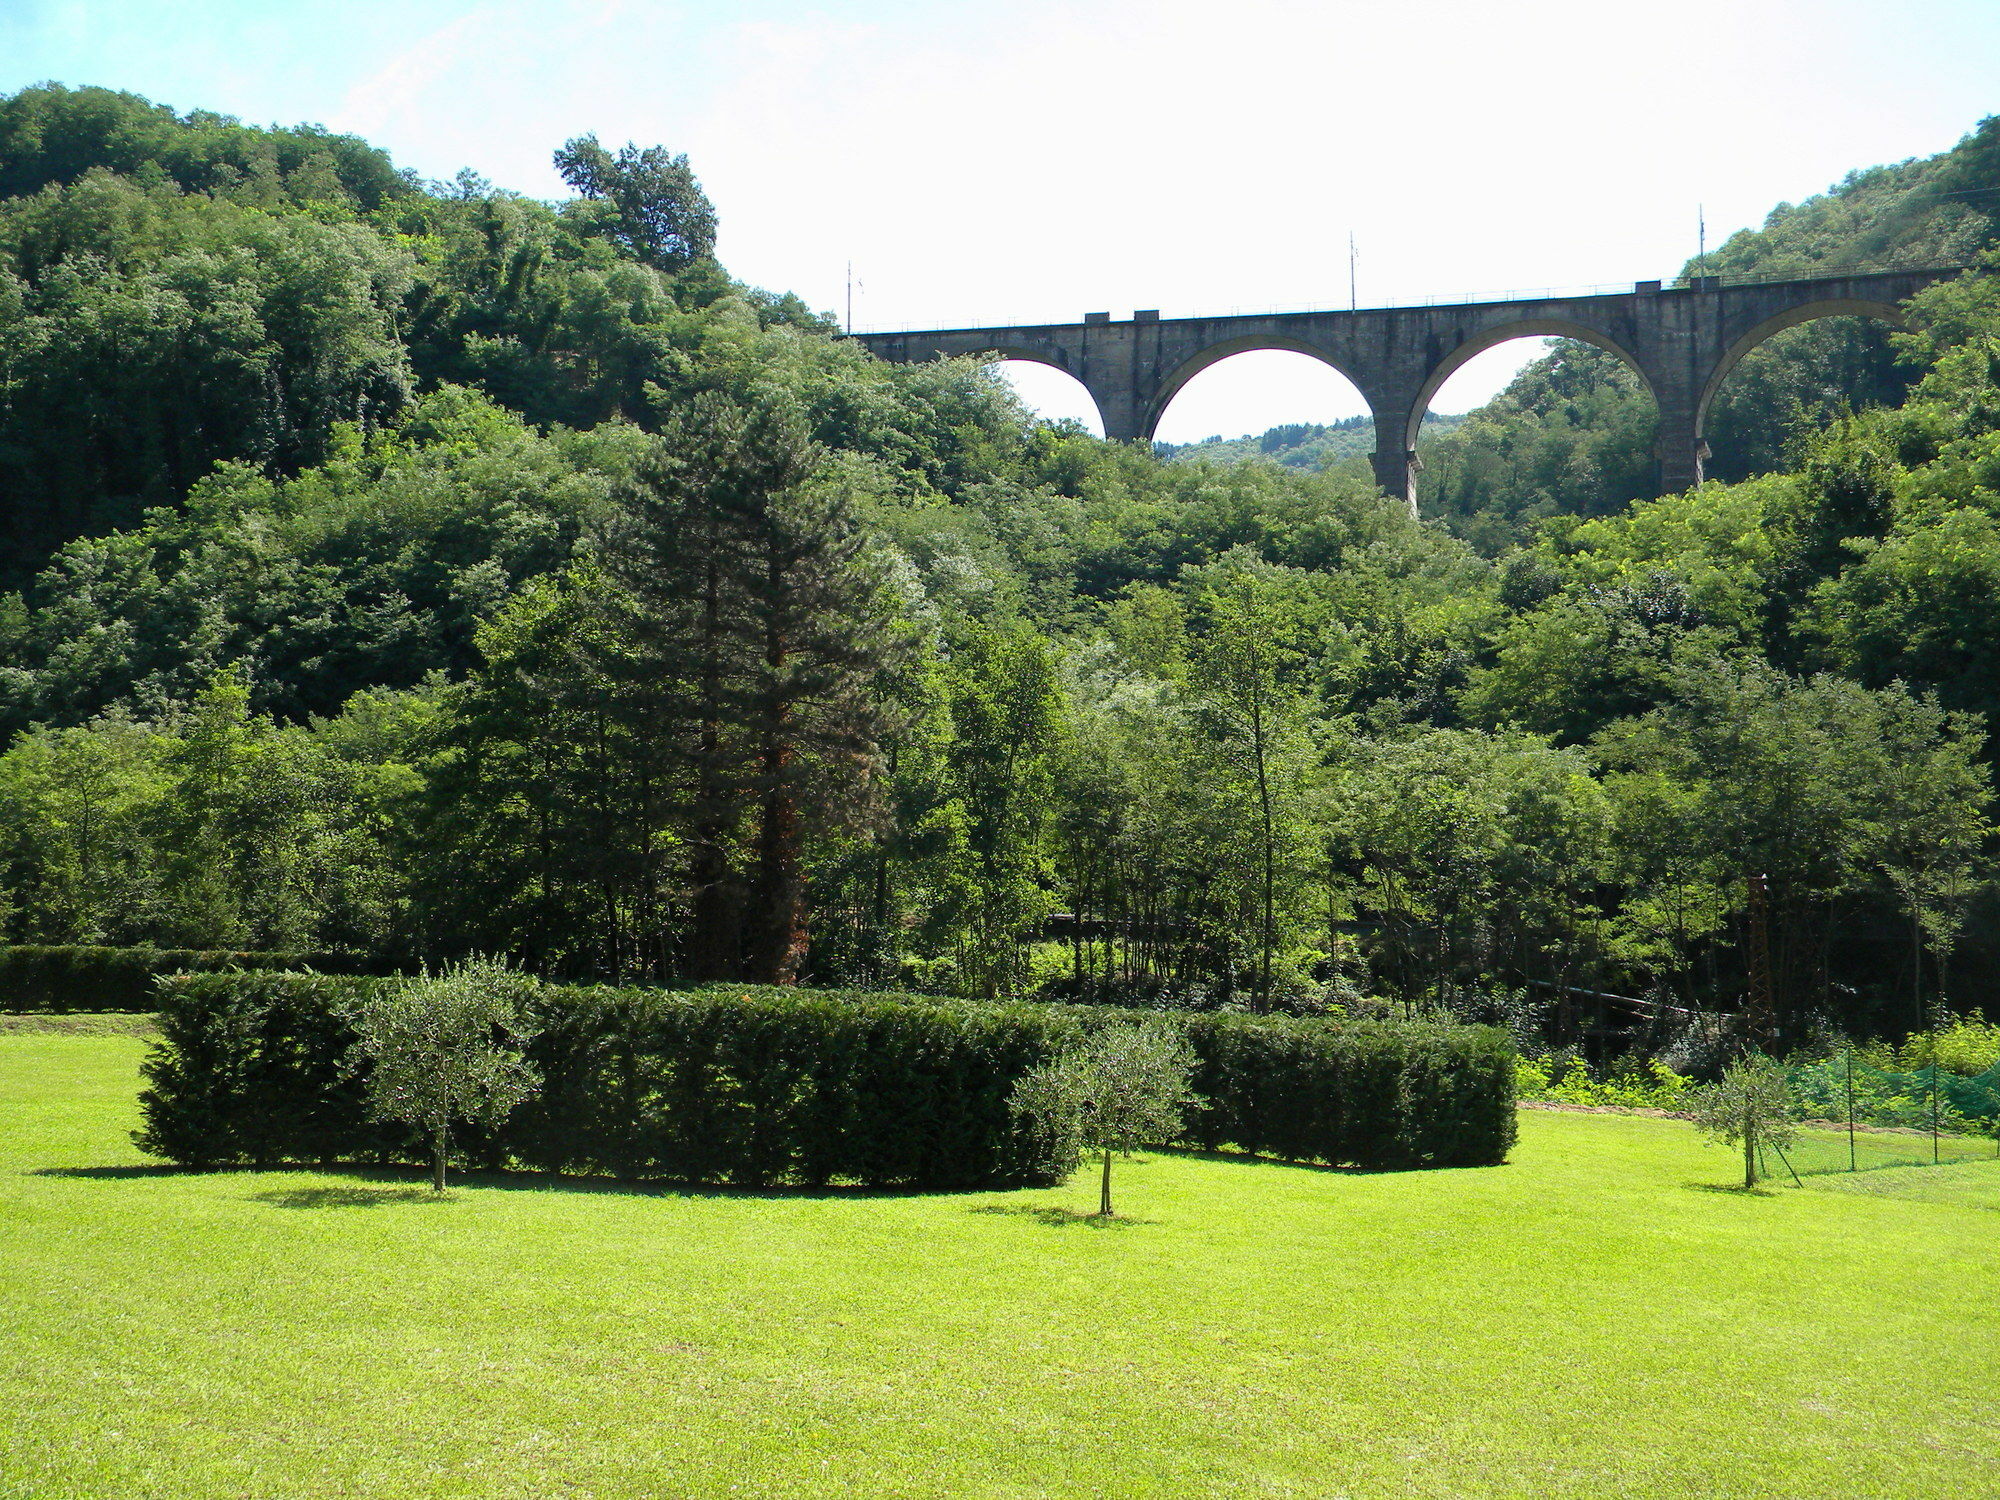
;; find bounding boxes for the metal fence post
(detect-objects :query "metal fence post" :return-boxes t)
[1846,1050,1856,1173]
[1931,1061,1941,1166]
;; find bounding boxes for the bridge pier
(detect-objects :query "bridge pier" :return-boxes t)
[1654,412,1710,495]
[1094,392,1147,445]
[1368,432,1420,517]
[1368,446,1416,516]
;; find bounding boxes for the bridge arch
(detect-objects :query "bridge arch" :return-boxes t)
[1694,298,1910,438]
[1404,317,1656,453]
[1144,335,1372,440]
[976,352,1120,440]
[984,352,1112,440]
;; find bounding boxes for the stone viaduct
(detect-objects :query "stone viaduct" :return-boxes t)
[850,268,1958,511]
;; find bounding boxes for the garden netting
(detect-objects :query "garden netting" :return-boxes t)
[1776,1053,2000,1177]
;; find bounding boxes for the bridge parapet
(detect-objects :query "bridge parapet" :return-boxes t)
[851,267,1961,512]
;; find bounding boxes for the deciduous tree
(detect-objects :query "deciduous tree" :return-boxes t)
[347,957,541,1193]
[554,134,716,273]
[1009,1021,1199,1216]
[1690,1054,1797,1190]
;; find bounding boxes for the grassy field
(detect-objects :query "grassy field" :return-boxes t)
[3,1026,1997,1499]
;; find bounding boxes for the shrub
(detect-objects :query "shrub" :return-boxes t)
[135,978,1518,1184]
[134,971,404,1170]
[725,987,1519,1168]
[508,986,1083,1188]
[0,945,368,1013]
[1176,1011,1518,1169]
[140,976,1088,1186]
[1517,1054,1697,1112]
[1898,1014,2000,1077]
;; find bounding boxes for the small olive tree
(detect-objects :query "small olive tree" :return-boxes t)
[1690,1053,1797,1189]
[347,957,542,1193]
[1010,1021,1201,1216]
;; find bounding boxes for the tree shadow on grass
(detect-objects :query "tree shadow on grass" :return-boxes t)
[1150,1145,1418,1176]
[967,1203,1152,1229]
[1684,1182,1782,1197]
[455,1169,1003,1204]
[251,1185,449,1209]
[236,1167,804,1206]
[31,1164,182,1180]
[38,1158,1034,1204]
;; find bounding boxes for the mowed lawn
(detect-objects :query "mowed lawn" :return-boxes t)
[3,1029,1997,1500]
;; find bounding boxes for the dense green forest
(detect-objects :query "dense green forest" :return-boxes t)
[3,83,2000,1058]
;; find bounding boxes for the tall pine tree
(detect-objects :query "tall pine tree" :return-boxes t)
[599,393,902,983]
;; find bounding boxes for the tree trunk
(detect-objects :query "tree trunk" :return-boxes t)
[744,586,806,985]
[744,738,807,985]
[686,551,741,982]
[1249,681,1275,1013]
[1099,1146,1113,1217]
[686,840,742,981]
[1911,905,1926,1033]
[1743,1113,1756,1191]
[1744,873,1774,1047]
[433,1122,449,1194]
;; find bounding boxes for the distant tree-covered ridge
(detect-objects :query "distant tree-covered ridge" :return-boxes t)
[1157,413,1467,476]
[0,82,413,209]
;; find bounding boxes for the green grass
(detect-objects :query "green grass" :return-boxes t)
[3,1036,1998,1499]
[0,1010,159,1038]
[1774,1120,1994,1177]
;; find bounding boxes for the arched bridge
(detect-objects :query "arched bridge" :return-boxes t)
[850,267,1959,511]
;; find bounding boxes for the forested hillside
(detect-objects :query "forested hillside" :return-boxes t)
[3,83,2000,1057]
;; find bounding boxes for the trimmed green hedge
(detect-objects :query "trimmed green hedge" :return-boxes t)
[1178,1011,1517,1169]
[137,973,405,1169]
[135,976,1517,1186]
[0,945,366,1013]
[723,987,1518,1171]
[137,976,1084,1186]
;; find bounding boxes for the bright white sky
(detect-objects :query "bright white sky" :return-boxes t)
[4,0,1998,441]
